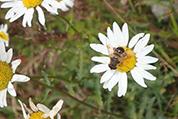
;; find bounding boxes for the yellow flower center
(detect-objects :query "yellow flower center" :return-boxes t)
[0,32,9,41]
[116,48,136,72]
[22,0,43,8]
[30,111,50,119]
[0,61,13,90]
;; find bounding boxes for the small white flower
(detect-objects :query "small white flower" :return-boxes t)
[0,24,9,47]
[18,98,64,119]
[90,22,158,97]
[1,0,75,27]
[0,42,30,108]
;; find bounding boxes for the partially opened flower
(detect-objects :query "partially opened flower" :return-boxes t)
[0,24,9,46]
[0,42,30,108]
[1,0,74,27]
[90,22,158,97]
[18,98,64,119]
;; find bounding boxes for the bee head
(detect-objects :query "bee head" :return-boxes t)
[114,47,125,54]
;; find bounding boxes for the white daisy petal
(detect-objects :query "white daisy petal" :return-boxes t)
[36,6,45,26]
[51,99,63,113]
[136,63,157,70]
[90,64,109,73]
[136,44,154,57]
[63,0,74,7]
[57,114,61,119]
[9,7,26,22]
[57,0,74,11]
[90,44,109,55]
[1,1,21,8]
[107,27,116,47]
[7,82,17,97]
[112,22,124,46]
[0,42,6,55]
[29,98,38,112]
[11,74,30,83]
[37,103,50,113]
[43,100,64,119]
[2,89,7,107]
[134,34,150,53]
[11,59,21,73]
[41,0,58,14]
[103,80,109,89]
[0,52,7,62]
[56,0,69,12]
[4,24,8,32]
[137,56,158,64]
[5,7,20,20]
[122,23,129,46]
[117,72,127,97]
[91,56,110,64]
[6,48,13,63]
[0,91,3,107]
[4,40,9,47]
[27,8,34,27]
[0,89,7,108]
[131,67,147,88]
[22,8,34,27]
[128,33,145,48]
[18,100,28,119]
[98,33,108,45]
[100,70,115,83]
[106,72,121,91]
[137,68,156,81]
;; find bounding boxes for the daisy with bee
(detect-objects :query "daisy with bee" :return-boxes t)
[90,22,158,97]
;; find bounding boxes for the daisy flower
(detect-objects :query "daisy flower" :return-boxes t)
[18,98,64,119]
[1,0,74,27]
[0,24,9,47]
[90,22,158,97]
[0,42,30,108]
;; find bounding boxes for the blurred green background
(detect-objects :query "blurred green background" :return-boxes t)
[0,0,178,119]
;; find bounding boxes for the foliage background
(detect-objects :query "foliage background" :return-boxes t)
[0,0,178,119]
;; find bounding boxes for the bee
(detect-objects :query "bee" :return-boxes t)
[109,47,127,70]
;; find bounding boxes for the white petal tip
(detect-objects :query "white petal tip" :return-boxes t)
[155,58,159,62]
[90,44,94,48]
[142,85,147,88]
[90,69,94,73]
[117,93,124,97]
[123,23,128,26]
[108,88,112,92]
[100,80,104,84]
[113,22,118,26]
[25,77,30,82]
[150,77,156,81]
